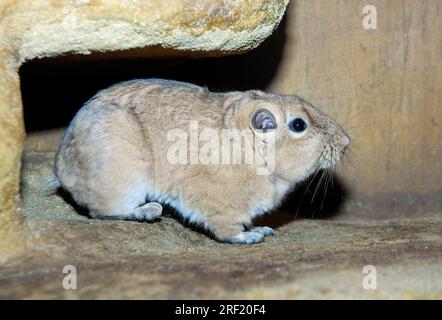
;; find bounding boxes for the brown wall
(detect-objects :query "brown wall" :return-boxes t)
[266,0,442,218]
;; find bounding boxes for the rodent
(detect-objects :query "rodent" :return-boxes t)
[53,78,350,244]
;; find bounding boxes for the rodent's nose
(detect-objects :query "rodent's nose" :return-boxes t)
[342,133,351,148]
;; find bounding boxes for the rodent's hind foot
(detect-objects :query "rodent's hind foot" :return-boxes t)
[250,226,274,236]
[91,202,163,222]
[130,202,163,222]
[227,231,264,244]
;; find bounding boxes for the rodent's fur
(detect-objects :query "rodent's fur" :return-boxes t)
[54,79,350,244]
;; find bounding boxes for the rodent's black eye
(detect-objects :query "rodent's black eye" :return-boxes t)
[289,118,307,133]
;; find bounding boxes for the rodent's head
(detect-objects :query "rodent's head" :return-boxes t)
[224,90,350,182]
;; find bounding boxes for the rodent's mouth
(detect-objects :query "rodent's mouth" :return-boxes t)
[318,143,344,169]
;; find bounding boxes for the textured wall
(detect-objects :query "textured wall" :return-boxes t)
[267,0,442,218]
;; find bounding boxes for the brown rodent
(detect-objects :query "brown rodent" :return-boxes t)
[53,79,350,244]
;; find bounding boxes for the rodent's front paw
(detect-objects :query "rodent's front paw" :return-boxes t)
[227,231,264,244]
[131,202,162,222]
[250,226,274,236]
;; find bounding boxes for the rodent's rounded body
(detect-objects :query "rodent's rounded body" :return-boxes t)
[55,79,350,244]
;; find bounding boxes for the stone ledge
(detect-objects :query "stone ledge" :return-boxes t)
[3,0,289,63]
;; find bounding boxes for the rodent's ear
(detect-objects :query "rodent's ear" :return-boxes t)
[250,109,277,133]
[222,93,245,128]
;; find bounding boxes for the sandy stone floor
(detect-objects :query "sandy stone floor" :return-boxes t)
[0,149,441,299]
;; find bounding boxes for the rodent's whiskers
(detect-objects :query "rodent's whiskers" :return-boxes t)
[294,147,327,219]
[320,169,334,214]
[341,145,356,170]
[314,142,349,217]
[311,169,326,204]
[313,145,335,205]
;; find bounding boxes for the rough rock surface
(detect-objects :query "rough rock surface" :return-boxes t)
[0,150,440,299]
[0,0,288,262]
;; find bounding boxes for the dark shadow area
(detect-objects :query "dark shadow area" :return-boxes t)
[161,204,218,240]
[255,170,348,228]
[55,188,89,218]
[20,15,287,132]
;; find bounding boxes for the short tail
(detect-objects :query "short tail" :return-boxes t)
[44,175,61,195]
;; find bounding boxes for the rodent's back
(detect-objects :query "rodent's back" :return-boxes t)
[89,79,226,133]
